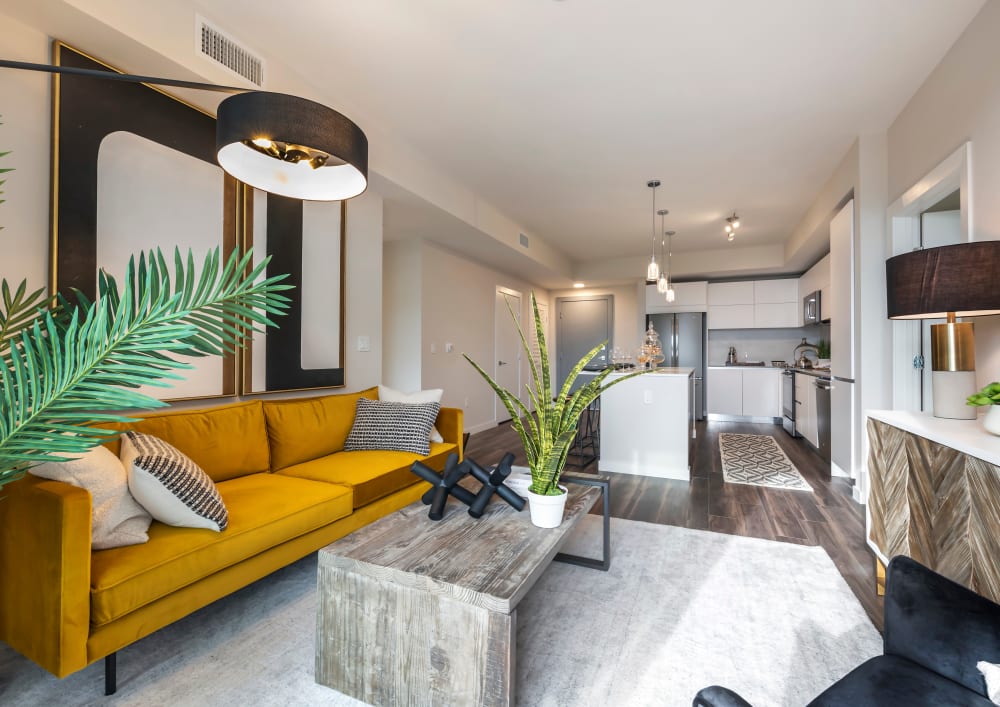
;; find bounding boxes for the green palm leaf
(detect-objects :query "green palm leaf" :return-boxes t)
[0,246,291,490]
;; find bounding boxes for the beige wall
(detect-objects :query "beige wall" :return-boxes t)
[887,0,1000,386]
[382,240,422,391]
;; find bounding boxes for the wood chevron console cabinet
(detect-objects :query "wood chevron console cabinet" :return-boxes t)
[867,415,1000,603]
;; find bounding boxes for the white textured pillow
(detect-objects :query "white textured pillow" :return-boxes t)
[29,445,152,549]
[121,432,229,532]
[379,385,445,443]
[979,661,1000,704]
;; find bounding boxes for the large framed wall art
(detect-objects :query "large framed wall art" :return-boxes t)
[50,42,347,400]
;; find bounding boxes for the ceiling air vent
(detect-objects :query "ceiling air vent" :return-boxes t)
[196,16,264,87]
[519,233,530,248]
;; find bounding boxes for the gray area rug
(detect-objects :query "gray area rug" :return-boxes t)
[719,432,813,491]
[0,516,879,706]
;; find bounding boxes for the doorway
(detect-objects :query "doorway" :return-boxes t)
[888,143,971,412]
[494,287,522,424]
[555,295,613,393]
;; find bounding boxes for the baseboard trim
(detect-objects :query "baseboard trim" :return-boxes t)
[466,420,499,435]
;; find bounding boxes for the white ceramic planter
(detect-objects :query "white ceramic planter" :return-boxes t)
[526,485,568,528]
[984,406,1000,436]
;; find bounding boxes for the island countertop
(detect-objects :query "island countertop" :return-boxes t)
[579,367,694,378]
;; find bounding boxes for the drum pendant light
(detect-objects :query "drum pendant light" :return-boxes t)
[216,92,368,201]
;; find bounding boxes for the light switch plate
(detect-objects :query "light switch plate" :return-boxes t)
[445,342,454,353]
[356,335,370,352]
[643,390,653,404]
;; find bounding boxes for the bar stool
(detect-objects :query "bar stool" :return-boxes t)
[566,396,600,468]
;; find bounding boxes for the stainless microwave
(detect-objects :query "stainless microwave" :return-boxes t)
[803,290,822,325]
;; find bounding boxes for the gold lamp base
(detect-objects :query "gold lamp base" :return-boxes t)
[930,319,977,420]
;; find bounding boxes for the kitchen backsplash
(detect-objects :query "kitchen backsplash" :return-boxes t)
[707,325,830,366]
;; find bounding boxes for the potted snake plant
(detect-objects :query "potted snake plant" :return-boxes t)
[464,291,646,527]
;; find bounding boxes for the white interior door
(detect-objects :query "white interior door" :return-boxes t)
[495,288,522,423]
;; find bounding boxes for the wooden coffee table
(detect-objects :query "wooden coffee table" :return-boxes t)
[315,474,609,706]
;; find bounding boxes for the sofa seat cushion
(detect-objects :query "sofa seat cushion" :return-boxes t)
[807,655,994,707]
[277,442,457,508]
[89,474,352,627]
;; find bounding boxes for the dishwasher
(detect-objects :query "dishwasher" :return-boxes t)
[815,377,832,463]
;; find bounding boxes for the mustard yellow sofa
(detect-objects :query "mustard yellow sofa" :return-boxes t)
[0,387,463,691]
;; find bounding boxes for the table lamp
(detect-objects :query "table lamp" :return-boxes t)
[886,241,1000,419]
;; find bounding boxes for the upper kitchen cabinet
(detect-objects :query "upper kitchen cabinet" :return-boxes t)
[753,279,799,328]
[798,254,831,326]
[707,279,799,329]
[707,281,755,329]
[646,281,708,314]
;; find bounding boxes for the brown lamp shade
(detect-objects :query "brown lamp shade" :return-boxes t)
[886,241,1000,319]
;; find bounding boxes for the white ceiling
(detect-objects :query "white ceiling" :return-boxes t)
[14,0,989,283]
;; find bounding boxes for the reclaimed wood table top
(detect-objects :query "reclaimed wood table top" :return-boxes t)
[319,481,602,615]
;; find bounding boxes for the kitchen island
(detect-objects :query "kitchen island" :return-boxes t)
[580,367,694,480]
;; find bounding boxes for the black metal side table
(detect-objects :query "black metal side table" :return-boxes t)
[554,473,611,571]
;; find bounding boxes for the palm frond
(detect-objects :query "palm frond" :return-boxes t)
[0,247,291,489]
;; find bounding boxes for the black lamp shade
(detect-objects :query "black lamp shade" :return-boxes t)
[886,241,1000,319]
[216,92,368,201]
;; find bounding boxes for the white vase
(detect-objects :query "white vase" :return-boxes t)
[526,485,568,528]
[984,406,1000,436]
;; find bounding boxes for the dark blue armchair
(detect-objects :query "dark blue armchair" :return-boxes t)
[693,556,1000,706]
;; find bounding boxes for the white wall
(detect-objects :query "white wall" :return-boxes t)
[343,190,384,392]
[382,240,422,391]
[0,15,50,291]
[887,0,1000,388]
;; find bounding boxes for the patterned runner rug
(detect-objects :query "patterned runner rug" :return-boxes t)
[719,432,812,491]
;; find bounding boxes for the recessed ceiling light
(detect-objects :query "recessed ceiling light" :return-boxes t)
[573,282,585,288]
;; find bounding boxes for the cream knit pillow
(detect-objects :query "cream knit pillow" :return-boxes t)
[378,385,445,443]
[30,445,152,549]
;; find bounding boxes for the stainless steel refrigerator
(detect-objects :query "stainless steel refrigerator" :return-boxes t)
[647,312,706,420]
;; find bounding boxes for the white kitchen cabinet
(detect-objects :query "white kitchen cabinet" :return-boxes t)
[798,254,831,326]
[753,279,798,304]
[708,367,781,418]
[707,304,755,330]
[707,367,743,416]
[795,373,819,448]
[741,368,782,418]
[646,281,708,314]
[707,281,755,306]
[830,200,856,478]
[753,302,799,328]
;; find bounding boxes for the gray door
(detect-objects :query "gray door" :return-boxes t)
[556,296,613,393]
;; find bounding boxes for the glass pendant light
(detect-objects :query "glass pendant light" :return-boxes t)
[665,230,676,302]
[656,209,669,293]
[646,180,661,281]
[725,212,740,241]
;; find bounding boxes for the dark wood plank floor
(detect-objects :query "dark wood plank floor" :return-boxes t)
[468,417,883,630]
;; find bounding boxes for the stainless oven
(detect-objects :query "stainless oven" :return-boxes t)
[781,369,797,436]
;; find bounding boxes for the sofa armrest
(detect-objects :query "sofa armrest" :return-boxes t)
[692,685,754,707]
[884,555,1000,695]
[0,475,92,677]
[436,407,464,458]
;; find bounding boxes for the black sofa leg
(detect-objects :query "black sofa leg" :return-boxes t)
[105,652,117,696]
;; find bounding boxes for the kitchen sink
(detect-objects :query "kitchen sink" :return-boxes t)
[724,361,766,367]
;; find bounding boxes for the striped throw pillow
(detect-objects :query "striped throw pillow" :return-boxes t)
[344,398,441,455]
[121,431,229,531]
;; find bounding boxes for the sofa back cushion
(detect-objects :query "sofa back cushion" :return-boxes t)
[263,387,378,471]
[100,401,270,482]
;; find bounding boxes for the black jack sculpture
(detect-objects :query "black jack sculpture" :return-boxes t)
[410,452,526,521]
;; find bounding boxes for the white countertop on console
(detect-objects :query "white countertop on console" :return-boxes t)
[866,409,1000,467]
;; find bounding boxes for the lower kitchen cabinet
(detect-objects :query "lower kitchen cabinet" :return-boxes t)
[795,373,819,447]
[707,367,781,418]
[707,367,743,416]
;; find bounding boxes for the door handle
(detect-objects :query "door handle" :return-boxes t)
[498,360,508,366]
